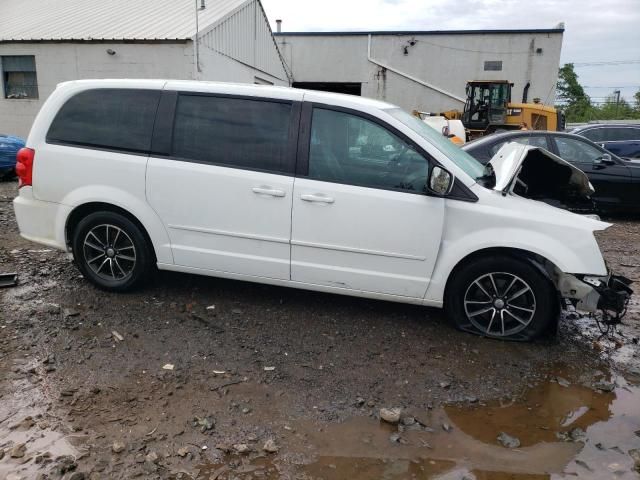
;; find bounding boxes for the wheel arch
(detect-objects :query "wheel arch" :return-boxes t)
[442,246,562,333]
[66,202,157,262]
[443,247,559,297]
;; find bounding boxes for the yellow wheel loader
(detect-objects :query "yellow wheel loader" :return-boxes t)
[415,81,565,141]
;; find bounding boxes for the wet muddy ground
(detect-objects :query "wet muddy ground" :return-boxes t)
[0,178,639,479]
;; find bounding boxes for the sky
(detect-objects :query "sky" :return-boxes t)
[262,0,640,104]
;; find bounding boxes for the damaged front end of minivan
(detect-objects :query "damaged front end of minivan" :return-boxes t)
[556,270,633,330]
[487,143,633,330]
[481,142,597,210]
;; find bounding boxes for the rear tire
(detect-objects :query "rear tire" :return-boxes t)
[444,255,557,341]
[72,211,152,292]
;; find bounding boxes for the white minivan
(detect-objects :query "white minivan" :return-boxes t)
[13,79,632,341]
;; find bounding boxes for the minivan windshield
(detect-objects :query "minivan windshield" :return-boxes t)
[386,108,486,181]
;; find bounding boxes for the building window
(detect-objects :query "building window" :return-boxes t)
[1,55,39,99]
[483,61,503,71]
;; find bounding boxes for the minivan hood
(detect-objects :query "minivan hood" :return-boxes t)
[488,142,594,199]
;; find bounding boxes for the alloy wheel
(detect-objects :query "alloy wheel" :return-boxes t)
[82,224,137,281]
[463,272,536,337]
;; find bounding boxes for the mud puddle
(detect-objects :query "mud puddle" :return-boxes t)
[0,355,82,479]
[196,374,640,479]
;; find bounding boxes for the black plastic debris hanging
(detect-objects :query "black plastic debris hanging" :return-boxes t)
[591,275,633,336]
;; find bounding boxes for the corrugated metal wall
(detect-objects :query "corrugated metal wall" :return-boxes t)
[200,0,288,82]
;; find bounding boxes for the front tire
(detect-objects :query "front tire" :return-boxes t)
[72,211,152,292]
[444,255,557,341]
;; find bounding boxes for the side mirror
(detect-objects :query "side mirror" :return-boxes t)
[594,153,615,166]
[428,166,454,196]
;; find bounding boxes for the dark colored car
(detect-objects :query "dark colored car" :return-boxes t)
[0,134,26,178]
[571,124,640,159]
[462,130,640,213]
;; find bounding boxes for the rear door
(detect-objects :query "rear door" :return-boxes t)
[551,135,634,209]
[290,104,444,298]
[146,89,301,280]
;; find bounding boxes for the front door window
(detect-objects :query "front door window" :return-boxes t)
[308,108,429,193]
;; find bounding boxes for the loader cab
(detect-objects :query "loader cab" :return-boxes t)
[462,81,512,131]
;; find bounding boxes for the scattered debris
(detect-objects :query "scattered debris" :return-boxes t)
[629,449,640,473]
[233,443,250,454]
[162,364,175,371]
[497,432,521,448]
[193,416,214,432]
[263,439,278,453]
[556,377,570,387]
[401,416,416,426]
[112,441,126,454]
[593,380,616,392]
[569,427,586,441]
[112,330,124,342]
[9,443,26,458]
[63,307,80,318]
[442,423,453,432]
[263,366,276,371]
[379,407,401,424]
[0,272,18,288]
[177,447,190,457]
[145,451,160,463]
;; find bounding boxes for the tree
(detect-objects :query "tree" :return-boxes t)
[598,92,634,119]
[556,64,592,122]
[634,89,640,112]
[557,63,588,104]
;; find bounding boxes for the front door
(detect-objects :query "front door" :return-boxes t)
[146,91,300,280]
[290,105,444,298]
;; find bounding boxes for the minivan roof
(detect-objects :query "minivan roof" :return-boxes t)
[56,79,397,111]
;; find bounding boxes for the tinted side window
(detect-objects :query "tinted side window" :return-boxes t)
[47,89,160,152]
[609,128,640,141]
[553,137,604,163]
[581,128,606,142]
[172,94,292,174]
[308,108,429,193]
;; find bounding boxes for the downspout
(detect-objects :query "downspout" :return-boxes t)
[366,34,465,104]
[194,0,202,78]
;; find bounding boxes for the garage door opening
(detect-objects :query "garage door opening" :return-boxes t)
[292,82,362,96]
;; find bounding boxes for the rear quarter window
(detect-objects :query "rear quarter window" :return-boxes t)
[46,88,161,153]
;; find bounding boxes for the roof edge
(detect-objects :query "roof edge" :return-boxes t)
[0,38,190,44]
[274,28,565,36]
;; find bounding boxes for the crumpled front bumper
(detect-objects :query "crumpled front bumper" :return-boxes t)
[593,274,633,313]
[558,271,633,315]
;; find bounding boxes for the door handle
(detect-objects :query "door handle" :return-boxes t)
[252,186,286,197]
[300,193,335,204]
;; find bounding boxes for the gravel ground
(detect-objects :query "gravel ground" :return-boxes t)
[1,178,639,479]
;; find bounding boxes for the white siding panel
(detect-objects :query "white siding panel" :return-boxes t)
[199,0,288,82]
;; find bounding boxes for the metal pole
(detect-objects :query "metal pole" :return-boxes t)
[614,90,621,117]
[194,0,201,74]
